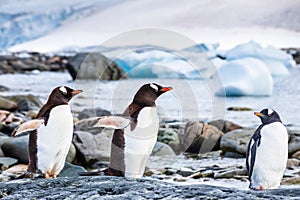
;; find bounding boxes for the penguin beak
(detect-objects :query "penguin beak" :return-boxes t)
[160,87,173,92]
[254,112,264,117]
[71,90,83,96]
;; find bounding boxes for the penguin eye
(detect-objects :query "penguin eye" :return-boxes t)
[59,86,67,95]
[150,83,159,92]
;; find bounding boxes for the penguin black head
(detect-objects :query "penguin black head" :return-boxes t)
[133,83,172,106]
[254,108,282,124]
[48,86,83,105]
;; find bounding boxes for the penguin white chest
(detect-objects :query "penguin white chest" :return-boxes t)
[251,122,288,189]
[37,105,73,175]
[124,107,159,178]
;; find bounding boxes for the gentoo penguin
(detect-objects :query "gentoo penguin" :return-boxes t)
[94,83,172,178]
[246,108,288,190]
[12,86,82,178]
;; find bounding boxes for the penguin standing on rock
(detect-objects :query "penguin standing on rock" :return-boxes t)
[246,108,288,190]
[12,86,82,178]
[93,83,172,178]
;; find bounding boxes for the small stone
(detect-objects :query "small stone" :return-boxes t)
[223,151,244,158]
[227,107,253,111]
[214,168,247,179]
[178,167,194,177]
[201,170,214,178]
[0,174,10,182]
[288,131,300,155]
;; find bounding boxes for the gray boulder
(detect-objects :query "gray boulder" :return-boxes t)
[78,108,111,120]
[288,131,300,155]
[220,128,254,156]
[0,97,17,111]
[208,119,243,133]
[184,121,224,154]
[158,128,181,154]
[151,142,176,157]
[73,130,113,164]
[0,176,299,199]
[1,135,29,163]
[66,53,127,80]
[58,162,86,177]
[0,157,18,170]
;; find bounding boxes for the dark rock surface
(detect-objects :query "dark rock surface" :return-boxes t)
[0,176,299,199]
[66,53,127,80]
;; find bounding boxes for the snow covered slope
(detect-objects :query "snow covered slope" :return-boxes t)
[4,0,300,52]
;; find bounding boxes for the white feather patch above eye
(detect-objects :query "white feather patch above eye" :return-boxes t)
[59,86,67,94]
[267,109,274,115]
[150,83,158,92]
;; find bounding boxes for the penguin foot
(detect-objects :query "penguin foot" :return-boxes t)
[15,172,44,179]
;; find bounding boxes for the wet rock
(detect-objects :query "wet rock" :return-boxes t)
[282,177,300,185]
[223,151,244,158]
[78,108,111,120]
[151,142,176,157]
[208,119,243,133]
[1,136,29,164]
[227,107,253,111]
[0,176,299,199]
[158,128,181,154]
[74,118,102,134]
[66,53,127,80]
[0,157,18,170]
[73,130,113,164]
[286,158,300,168]
[0,97,17,111]
[288,131,300,155]
[214,168,247,179]
[2,164,27,176]
[292,151,300,159]
[58,162,86,177]
[0,133,10,157]
[220,128,254,156]
[184,121,223,154]
[4,95,42,111]
[0,85,9,92]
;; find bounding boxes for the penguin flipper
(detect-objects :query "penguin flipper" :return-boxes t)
[246,125,262,180]
[11,119,44,137]
[93,116,131,129]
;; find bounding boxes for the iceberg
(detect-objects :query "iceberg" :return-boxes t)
[225,41,295,77]
[114,49,214,79]
[215,57,273,96]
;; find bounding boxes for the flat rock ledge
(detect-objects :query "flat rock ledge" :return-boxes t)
[0,176,299,199]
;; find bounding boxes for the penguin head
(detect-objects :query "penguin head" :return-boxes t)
[133,83,172,106]
[48,86,83,104]
[254,108,282,124]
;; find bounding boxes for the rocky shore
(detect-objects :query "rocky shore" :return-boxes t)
[1,176,300,199]
[0,91,300,191]
[0,50,300,198]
